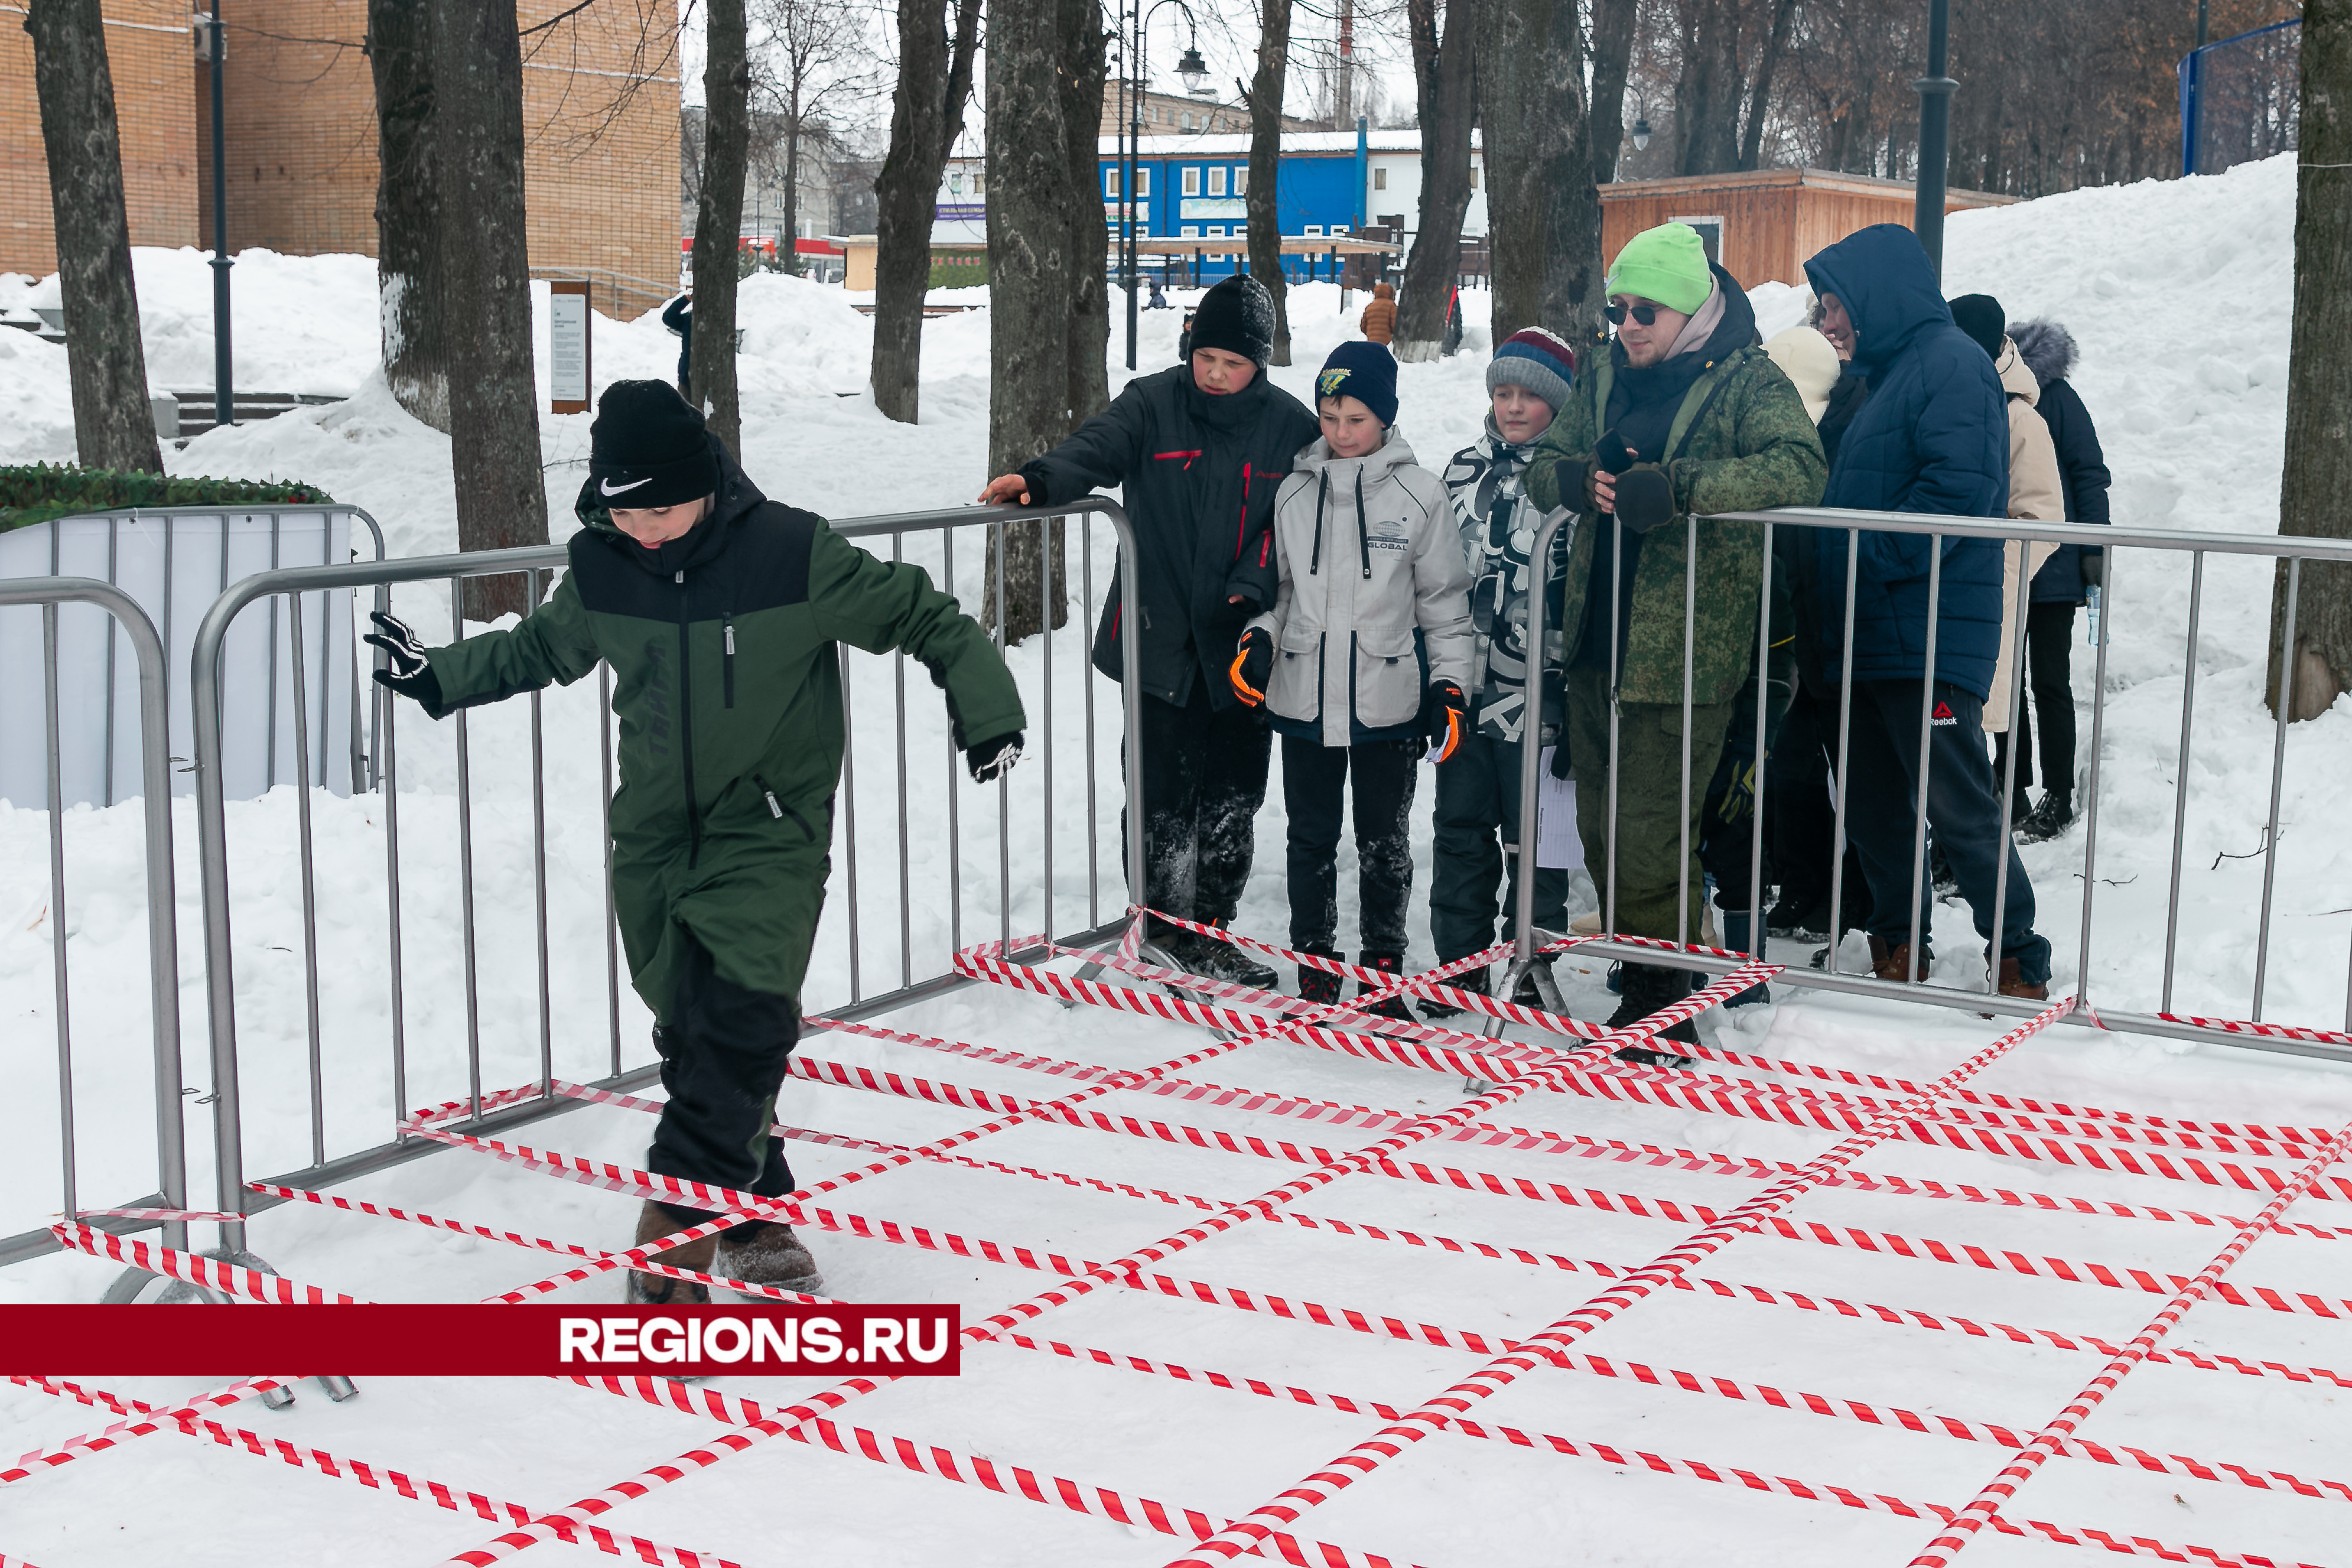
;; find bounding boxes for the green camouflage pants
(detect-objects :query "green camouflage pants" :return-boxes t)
[1564,666,1732,944]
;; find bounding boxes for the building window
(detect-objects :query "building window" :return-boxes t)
[1181,112,1194,130]
[1303,224,1323,236]
[1136,167,1150,196]
[1206,167,1227,197]
[1469,165,1479,190]
[1180,226,1199,238]
[1234,166,1248,195]
[1373,167,1387,190]
[1182,167,1201,196]
[1105,168,1120,198]
[1669,214,1726,263]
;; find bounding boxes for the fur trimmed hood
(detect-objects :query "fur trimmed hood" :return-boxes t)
[2009,318,2078,388]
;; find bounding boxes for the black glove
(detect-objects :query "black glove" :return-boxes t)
[1421,679,1468,764]
[2078,549,2103,589]
[364,610,444,713]
[1549,733,1573,779]
[1229,626,1273,707]
[1611,463,1677,533]
[966,732,1023,783]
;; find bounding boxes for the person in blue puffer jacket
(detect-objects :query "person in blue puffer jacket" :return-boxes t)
[1801,223,2050,1000]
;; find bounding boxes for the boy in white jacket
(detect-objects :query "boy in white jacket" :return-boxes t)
[1229,343,1473,1013]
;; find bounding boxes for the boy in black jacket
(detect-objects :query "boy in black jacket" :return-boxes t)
[980,275,1318,984]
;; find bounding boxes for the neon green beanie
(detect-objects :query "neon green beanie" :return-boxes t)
[1605,224,1714,315]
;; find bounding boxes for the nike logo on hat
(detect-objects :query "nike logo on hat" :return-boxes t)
[600,476,654,497]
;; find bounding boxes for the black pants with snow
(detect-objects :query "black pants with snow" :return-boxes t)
[1429,730,1567,961]
[1128,685,1272,933]
[1842,679,2051,985]
[648,931,800,1223]
[1992,601,2078,795]
[1766,682,1873,932]
[1282,736,1419,956]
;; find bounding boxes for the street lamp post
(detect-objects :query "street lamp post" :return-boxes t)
[1910,0,1957,278]
[1124,0,1205,370]
[201,5,233,430]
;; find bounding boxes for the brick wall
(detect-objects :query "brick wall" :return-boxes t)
[1,0,199,277]
[6,0,679,318]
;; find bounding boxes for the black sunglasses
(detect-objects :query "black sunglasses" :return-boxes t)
[1605,301,1660,327]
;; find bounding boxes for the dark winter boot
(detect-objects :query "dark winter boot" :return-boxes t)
[1297,946,1345,1007]
[1605,961,1623,994]
[2015,790,2074,844]
[627,1202,715,1305]
[1995,955,2050,1001]
[1164,925,1280,991]
[1720,912,1771,1007]
[1510,957,1559,1009]
[1417,963,1486,1020]
[1605,962,1698,1066]
[1868,935,1928,984]
[1356,953,1416,1021]
[1768,896,1830,942]
[713,1218,825,1300]
[1929,841,1959,899]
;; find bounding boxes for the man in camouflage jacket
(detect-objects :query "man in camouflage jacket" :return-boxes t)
[1524,224,1824,1048]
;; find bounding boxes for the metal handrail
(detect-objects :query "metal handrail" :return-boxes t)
[186,501,1141,1255]
[0,578,185,1269]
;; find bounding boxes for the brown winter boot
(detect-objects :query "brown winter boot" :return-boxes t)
[1868,935,1927,984]
[1996,957,2050,1001]
[713,1219,826,1300]
[627,1201,717,1305]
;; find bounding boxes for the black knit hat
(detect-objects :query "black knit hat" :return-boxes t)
[1188,274,1276,367]
[1947,293,2006,362]
[586,380,720,509]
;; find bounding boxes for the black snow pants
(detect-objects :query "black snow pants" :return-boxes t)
[1767,681,1873,933]
[648,931,801,1222]
[1428,730,1566,961]
[1281,736,1419,955]
[1128,684,1273,934]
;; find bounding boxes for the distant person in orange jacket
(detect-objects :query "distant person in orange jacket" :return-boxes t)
[1358,281,1396,344]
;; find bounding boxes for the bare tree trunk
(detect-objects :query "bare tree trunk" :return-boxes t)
[1394,0,1480,361]
[1480,0,1601,349]
[2271,0,2352,721]
[691,0,750,456]
[1245,0,1296,366]
[370,0,448,432]
[26,0,162,473]
[870,0,981,422]
[984,0,1076,642]
[782,112,802,278]
[1060,0,1109,419]
[1738,0,1798,170]
[1678,0,1743,175]
[435,0,545,622]
[1587,0,1641,183]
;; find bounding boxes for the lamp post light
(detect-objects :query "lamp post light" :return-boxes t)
[1125,0,1202,371]
[1630,116,1652,153]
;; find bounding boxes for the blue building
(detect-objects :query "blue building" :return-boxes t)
[1095,128,1487,284]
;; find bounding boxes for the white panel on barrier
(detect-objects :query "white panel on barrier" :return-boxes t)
[0,509,359,808]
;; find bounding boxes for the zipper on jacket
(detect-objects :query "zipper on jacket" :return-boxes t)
[675,568,702,869]
[1355,469,1372,580]
[723,614,736,708]
[754,773,816,840]
[1308,470,1329,575]
[1234,462,1252,558]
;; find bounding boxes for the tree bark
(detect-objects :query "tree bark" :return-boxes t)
[434,0,545,622]
[1587,0,1641,184]
[2271,0,2352,721]
[25,0,162,473]
[1245,0,1296,366]
[691,0,750,457]
[869,0,981,423]
[369,0,448,432]
[1738,0,1798,170]
[782,113,802,276]
[1479,0,1602,350]
[1394,0,1480,361]
[1059,0,1109,419]
[1677,0,1743,175]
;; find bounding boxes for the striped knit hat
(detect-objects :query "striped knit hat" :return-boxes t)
[1486,326,1576,412]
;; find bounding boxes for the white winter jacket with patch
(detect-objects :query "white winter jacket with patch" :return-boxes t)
[1245,429,1474,748]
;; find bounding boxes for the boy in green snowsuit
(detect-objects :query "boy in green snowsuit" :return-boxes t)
[368,382,1025,1302]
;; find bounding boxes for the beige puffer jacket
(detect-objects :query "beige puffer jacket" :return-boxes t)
[1247,428,1472,747]
[1986,335,2063,735]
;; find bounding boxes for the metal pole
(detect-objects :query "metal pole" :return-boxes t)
[1911,0,1956,279]
[2160,553,2204,1014]
[2197,0,2209,49]
[43,605,77,1225]
[207,5,233,431]
[2252,558,2298,1021]
[1125,0,1140,372]
[1904,538,1943,982]
[1512,513,1566,976]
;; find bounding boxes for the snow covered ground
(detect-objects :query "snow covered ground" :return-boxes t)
[5,155,2352,1567]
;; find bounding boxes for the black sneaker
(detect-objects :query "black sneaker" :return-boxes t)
[1297,946,1344,1007]
[1605,962,1699,1065]
[1159,928,1280,991]
[1768,897,1830,942]
[2015,790,2074,844]
[1418,965,1487,1020]
[1356,952,1416,1021]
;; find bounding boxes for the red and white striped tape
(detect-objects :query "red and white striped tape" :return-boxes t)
[4,1365,288,1486]
[1910,1115,2352,1567]
[1164,994,2077,1566]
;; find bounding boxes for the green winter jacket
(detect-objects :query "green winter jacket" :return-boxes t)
[418,443,1024,1013]
[1524,296,1826,707]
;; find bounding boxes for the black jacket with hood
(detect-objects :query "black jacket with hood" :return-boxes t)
[2010,319,2113,604]
[1017,362,1319,709]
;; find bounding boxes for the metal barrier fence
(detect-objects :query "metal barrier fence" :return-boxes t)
[2178,18,2301,178]
[1508,504,2352,1066]
[0,579,187,1271]
[180,501,1140,1260]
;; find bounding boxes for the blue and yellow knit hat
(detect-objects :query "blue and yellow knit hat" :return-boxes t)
[1316,340,1398,426]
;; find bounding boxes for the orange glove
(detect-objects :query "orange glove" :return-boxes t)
[1421,679,1468,763]
[1229,627,1273,707]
